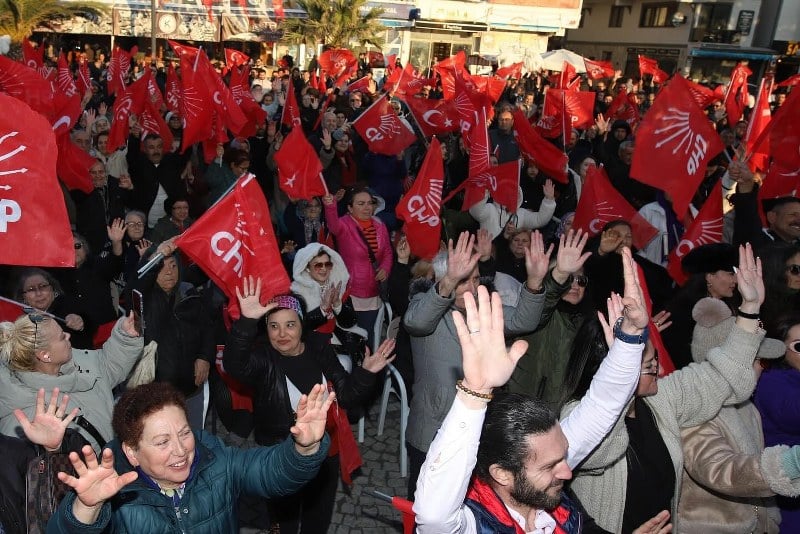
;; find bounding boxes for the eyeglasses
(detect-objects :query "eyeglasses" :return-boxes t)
[126,221,145,228]
[573,275,588,287]
[310,261,333,271]
[23,283,51,295]
[788,340,800,353]
[787,264,800,276]
[74,242,83,250]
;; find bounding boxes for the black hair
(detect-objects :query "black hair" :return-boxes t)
[475,392,559,482]
[560,317,610,405]
[761,242,800,334]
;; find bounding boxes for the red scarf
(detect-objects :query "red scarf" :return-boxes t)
[465,476,526,534]
[325,381,362,484]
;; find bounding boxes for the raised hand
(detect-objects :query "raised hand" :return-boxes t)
[396,235,410,264]
[476,228,492,262]
[598,291,626,348]
[135,239,153,258]
[14,388,79,451]
[98,102,108,117]
[118,174,133,190]
[235,276,277,320]
[322,194,335,206]
[618,247,648,334]
[107,218,126,243]
[439,232,481,298]
[453,286,528,396]
[321,129,332,149]
[291,384,335,454]
[542,178,556,200]
[735,243,764,313]
[362,338,396,373]
[553,229,591,283]
[652,310,672,333]
[523,230,554,291]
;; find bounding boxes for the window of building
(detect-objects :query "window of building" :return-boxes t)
[690,3,734,42]
[609,6,625,27]
[579,7,591,28]
[639,2,678,28]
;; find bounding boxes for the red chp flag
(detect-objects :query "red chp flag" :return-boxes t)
[744,79,772,172]
[225,48,249,69]
[77,57,92,93]
[542,89,595,134]
[638,55,669,84]
[106,72,150,154]
[195,49,249,136]
[512,109,568,185]
[631,74,724,219]
[230,65,267,138]
[666,180,724,285]
[0,55,54,117]
[684,79,719,110]
[767,83,800,174]
[723,62,752,125]
[461,160,520,212]
[165,64,182,114]
[319,49,356,82]
[392,63,427,98]
[273,127,327,200]
[558,62,580,91]
[352,94,417,156]
[584,58,615,80]
[496,62,524,80]
[396,137,444,260]
[605,88,640,130]
[107,46,137,96]
[179,50,214,151]
[56,135,95,193]
[176,174,290,319]
[468,108,491,177]
[572,165,659,250]
[0,94,74,267]
[281,76,302,128]
[21,39,44,72]
[405,97,460,138]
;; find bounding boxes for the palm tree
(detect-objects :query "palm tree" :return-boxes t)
[281,0,385,49]
[0,0,105,56]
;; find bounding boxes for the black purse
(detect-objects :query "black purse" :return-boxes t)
[333,326,368,367]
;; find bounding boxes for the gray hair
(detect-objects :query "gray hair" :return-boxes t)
[432,250,448,281]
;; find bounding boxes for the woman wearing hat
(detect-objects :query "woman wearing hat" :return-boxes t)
[661,242,740,369]
[677,298,800,533]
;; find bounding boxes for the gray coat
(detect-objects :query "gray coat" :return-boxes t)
[0,318,143,451]
[404,281,545,452]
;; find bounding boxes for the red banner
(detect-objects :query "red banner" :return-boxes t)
[274,127,326,200]
[352,94,417,156]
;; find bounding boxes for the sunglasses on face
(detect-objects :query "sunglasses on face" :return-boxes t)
[787,264,800,276]
[310,261,333,271]
[573,275,588,287]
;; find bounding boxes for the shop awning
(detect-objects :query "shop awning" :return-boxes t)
[689,46,779,61]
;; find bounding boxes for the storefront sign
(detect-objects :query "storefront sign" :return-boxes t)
[113,9,220,41]
[736,10,754,36]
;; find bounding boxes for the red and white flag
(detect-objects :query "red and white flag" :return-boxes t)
[281,76,302,128]
[319,49,356,81]
[77,57,92,93]
[472,76,506,104]
[684,78,719,110]
[56,134,95,193]
[605,88,641,130]
[179,50,214,151]
[0,55,54,117]
[194,49,248,136]
[176,174,290,320]
[404,97,460,138]
[468,108,491,178]
[584,58,615,80]
[744,79,772,172]
[346,75,375,95]
[225,48,250,69]
[631,74,724,218]
[392,63,427,98]
[512,109,568,184]
[496,62,524,80]
[21,39,44,73]
[107,46,137,96]
[396,137,444,260]
[52,54,83,138]
[460,160,520,212]
[666,180,724,285]
[767,84,800,175]
[352,94,417,156]
[638,55,669,84]
[230,65,267,138]
[106,73,150,154]
[572,165,659,250]
[0,94,74,267]
[168,40,199,61]
[274,127,326,200]
[723,62,751,125]
[777,74,800,88]
[165,63,182,114]
[0,296,26,322]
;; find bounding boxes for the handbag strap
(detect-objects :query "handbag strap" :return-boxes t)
[74,415,107,448]
[353,223,380,270]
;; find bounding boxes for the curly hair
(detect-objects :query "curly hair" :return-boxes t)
[112,383,188,447]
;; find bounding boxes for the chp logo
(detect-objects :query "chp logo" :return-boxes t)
[588,201,618,233]
[672,216,724,258]
[405,179,443,227]
[653,107,710,176]
[0,131,27,233]
[365,114,403,143]
[210,199,255,277]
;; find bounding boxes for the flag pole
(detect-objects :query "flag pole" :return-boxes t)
[0,296,67,324]
[404,105,429,149]
[319,172,329,196]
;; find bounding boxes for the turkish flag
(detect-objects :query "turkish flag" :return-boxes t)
[572,165,659,250]
[397,137,444,260]
[77,57,92,93]
[319,49,356,80]
[274,127,326,200]
[281,76,302,128]
[225,48,249,69]
[168,40,199,61]
[179,51,214,152]
[496,62,524,80]
[165,64,182,114]
[106,73,150,154]
[56,134,95,193]
[0,94,74,267]
[230,66,267,137]
[0,55,54,117]
[195,50,248,136]
[684,79,719,110]
[723,63,751,125]
[461,160,520,212]
[631,75,724,219]
[468,108,491,178]
[767,85,800,174]
[666,180,724,285]
[744,79,772,172]
[352,94,417,156]
[405,97,460,138]
[512,109,568,184]
[638,55,669,84]
[584,58,615,80]
[605,88,640,130]
[176,174,290,320]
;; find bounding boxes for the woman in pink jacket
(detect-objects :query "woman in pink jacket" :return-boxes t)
[323,187,393,349]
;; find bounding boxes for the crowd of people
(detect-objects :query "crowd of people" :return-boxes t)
[0,41,799,533]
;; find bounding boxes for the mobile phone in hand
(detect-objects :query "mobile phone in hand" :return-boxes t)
[132,289,144,336]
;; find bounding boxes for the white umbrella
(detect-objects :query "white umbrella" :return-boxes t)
[540,49,587,73]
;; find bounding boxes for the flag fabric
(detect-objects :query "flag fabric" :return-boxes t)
[77,57,92,93]
[107,46,137,96]
[53,53,83,137]
[605,88,640,130]
[536,95,563,139]
[168,40,199,61]
[630,75,725,218]
[583,58,615,80]
[404,97,460,138]
[225,48,250,69]
[777,74,800,88]
[176,174,290,320]
[273,127,326,200]
[0,55,55,117]
[21,39,44,73]
[281,76,302,128]
[194,49,248,136]
[723,62,752,125]
[0,296,26,322]
[496,62,524,80]
[139,99,174,154]
[558,62,579,91]
[393,63,427,98]
[666,180,724,285]
[468,108,490,178]
[759,163,800,223]
[544,90,595,131]
[638,55,669,84]
[472,76,506,104]
[106,73,150,154]
[56,134,95,193]
[165,64,182,113]
[179,51,214,151]
[144,68,165,111]
[744,79,772,172]
[766,85,800,174]
[0,93,74,267]
[635,263,676,376]
[273,0,285,20]
[347,75,374,95]
[230,65,267,138]
[511,109,568,185]
[396,137,444,260]
[318,49,357,81]
[684,79,719,110]
[461,160,520,212]
[572,165,659,250]
[352,94,417,156]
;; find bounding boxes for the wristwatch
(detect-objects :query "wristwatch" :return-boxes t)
[613,317,649,345]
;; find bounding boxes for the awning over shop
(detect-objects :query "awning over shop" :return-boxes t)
[413,20,489,32]
[689,45,779,61]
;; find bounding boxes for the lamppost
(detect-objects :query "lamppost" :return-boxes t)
[151,0,157,61]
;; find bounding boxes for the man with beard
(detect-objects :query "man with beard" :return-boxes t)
[414,252,672,534]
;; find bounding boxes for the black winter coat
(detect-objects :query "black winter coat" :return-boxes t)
[223,317,377,446]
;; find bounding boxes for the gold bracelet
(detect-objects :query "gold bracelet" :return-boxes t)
[456,380,493,401]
